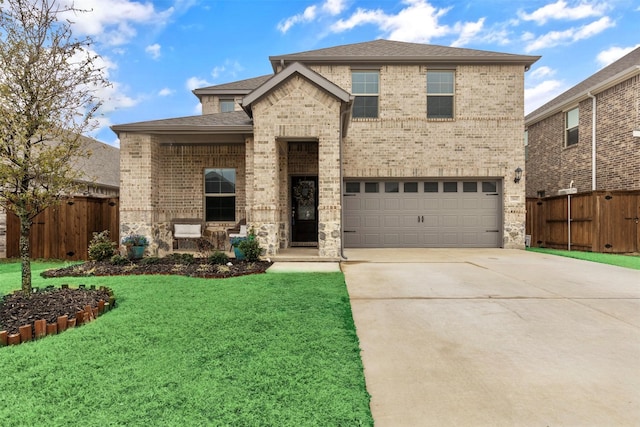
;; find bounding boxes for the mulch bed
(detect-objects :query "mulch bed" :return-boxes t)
[0,287,111,335]
[40,258,273,279]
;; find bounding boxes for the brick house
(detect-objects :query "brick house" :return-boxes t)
[112,39,539,258]
[525,47,640,198]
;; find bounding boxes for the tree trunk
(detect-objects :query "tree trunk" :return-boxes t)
[19,215,32,295]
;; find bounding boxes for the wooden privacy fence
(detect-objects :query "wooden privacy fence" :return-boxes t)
[526,190,640,253]
[6,196,119,260]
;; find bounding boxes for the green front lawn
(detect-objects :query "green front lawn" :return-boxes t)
[0,262,372,426]
[527,247,640,270]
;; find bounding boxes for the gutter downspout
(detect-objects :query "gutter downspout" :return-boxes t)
[587,92,597,190]
[339,106,351,261]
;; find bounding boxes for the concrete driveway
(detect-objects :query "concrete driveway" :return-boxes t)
[341,249,640,427]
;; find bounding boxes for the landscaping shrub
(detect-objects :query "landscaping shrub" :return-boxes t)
[208,251,229,265]
[88,230,117,261]
[238,230,263,262]
[168,253,195,265]
[110,254,128,265]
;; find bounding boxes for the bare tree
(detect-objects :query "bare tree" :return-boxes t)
[0,0,109,294]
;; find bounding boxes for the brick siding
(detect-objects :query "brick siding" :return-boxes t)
[526,74,640,197]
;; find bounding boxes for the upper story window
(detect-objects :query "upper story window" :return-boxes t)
[427,70,454,119]
[565,107,578,147]
[204,168,235,221]
[352,71,379,118]
[220,99,235,113]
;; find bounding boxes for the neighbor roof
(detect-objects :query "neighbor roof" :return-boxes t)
[110,111,253,135]
[526,47,640,125]
[269,39,540,71]
[75,136,120,189]
[192,75,273,100]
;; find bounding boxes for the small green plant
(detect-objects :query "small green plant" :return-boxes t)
[110,254,129,265]
[88,230,117,261]
[167,253,194,265]
[215,264,231,274]
[238,229,263,262]
[208,251,230,265]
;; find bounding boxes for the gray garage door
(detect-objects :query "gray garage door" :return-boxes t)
[343,180,502,248]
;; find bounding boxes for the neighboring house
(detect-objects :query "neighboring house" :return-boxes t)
[525,47,640,198]
[0,136,119,257]
[112,39,539,258]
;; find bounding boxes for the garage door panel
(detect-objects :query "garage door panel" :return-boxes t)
[365,199,380,210]
[364,216,380,227]
[403,198,419,210]
[441,215,459,227]
[344,179,501,248]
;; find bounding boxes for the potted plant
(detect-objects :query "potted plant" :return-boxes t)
[230,236,246,260]
[121,234,149,260]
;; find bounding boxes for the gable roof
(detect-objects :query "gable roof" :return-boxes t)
[242,62,353,118]
[111,111,253,135]
[269,39,539,71]
[192,74,273,100]
[526,47,640,125]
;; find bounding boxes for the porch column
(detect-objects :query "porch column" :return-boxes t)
[318,132,342,258]
[119,132,161,254]
[250,136,280,256]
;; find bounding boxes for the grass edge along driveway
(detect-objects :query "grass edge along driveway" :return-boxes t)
[527,247,640,270]
[0,262,373,427]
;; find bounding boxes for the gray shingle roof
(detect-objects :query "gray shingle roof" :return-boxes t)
[193,74,273,94]
[75,136,120,188]
[270,39,539,70]
[526,47,640,124]
[111,111,253,134]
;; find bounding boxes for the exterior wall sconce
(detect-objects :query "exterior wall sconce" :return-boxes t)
[514,167,523,184]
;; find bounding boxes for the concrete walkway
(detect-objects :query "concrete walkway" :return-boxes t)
[342,249,640,426]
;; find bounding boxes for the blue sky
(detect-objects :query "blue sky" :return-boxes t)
[59,0,639,146]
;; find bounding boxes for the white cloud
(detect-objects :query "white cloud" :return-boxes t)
[210,60,245,80]
[186,76,211,91]
[277,0,348,33]
[529,66,556,79]
[59,0,175,46]
[145,43,161,60]
[322,0,347,15]
[331,0,455,43]
[518,0,608,25]
[524,16,614,52]
[525,79,566,113]
[158,88,174,97]
[451,18,485,47]
[277,5,317,33]
[596,44,640,67]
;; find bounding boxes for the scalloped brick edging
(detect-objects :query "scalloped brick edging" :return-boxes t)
[0,285,116,347]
